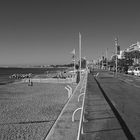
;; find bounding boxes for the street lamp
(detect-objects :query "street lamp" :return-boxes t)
[79,32,81,80]
[115,37,118,76]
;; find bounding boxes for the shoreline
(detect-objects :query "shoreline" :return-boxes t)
[0,67,71,85]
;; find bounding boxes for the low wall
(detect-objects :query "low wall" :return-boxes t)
[22,77,76,84]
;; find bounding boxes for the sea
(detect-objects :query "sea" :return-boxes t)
[0,67,66,85]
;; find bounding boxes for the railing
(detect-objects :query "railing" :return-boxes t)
[65,85,72,98]
[71,71,88,140]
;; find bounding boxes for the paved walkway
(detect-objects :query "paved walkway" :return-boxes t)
[45,72,88,140]
[44,71,130,140]
[95,70,140,139]
[80,73,127,140]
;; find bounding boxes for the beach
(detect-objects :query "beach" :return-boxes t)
[0,82,76,140]
[0,67,76,140]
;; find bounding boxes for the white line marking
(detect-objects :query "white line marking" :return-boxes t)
[118,78,140,88]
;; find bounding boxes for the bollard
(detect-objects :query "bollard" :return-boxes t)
[76,71,80,84]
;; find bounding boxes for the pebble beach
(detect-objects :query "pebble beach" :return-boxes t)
[0,80,76,140]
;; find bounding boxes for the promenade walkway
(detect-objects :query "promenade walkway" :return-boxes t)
[94,70,140,139]
[44,71,130,140]
[80,73,127,140]
[45,72,88,140]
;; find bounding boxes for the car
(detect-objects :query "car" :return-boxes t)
[127,68,134,75]
[133,67,140,76]
[80,69,86,74]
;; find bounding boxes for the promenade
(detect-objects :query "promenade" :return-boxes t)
[79,73,127,140]
[45,69,140,140]
[92,70,140,140]
[45,72,88,140]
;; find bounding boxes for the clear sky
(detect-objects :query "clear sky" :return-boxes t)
[0,0,140,65]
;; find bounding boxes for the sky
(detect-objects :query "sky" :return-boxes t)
[0,0,140,65]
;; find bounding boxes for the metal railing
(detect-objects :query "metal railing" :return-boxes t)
[71,71,88,140]
[65,85,72,98]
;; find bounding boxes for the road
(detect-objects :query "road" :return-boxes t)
[80,70,140,140]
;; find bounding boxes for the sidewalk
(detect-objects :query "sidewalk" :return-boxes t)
[45,73,87,140]
[93,70,138,139]
[81,73,127,140]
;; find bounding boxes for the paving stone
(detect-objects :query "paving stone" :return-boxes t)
[84,110,115,120]
[84,105,111,112]
[83,118,121,133]
[80,129,127,140]
[84,100,108,106]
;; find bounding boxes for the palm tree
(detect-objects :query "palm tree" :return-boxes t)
[124,51,133,60]
[131,50,140,64]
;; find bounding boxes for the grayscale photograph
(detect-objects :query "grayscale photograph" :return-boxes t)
[0,0,140,140]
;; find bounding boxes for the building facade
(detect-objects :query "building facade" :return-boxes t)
[125,42,140,52]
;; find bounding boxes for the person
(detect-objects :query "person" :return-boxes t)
[76,70,80,84]
[28,77,33,86]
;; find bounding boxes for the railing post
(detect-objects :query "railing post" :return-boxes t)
[72,107,82,122]
[67,85,72,95]
[78,93,85,102]
[65,87,70,98]
[65,85,72,98]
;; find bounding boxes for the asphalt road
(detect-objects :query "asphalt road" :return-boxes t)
[91,70,140,139]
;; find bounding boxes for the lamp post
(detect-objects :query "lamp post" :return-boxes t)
[115,37,118,76]
[106,48,108,70]
[71,49,76,82]
[76,33,81,84]
[79,32,81,80]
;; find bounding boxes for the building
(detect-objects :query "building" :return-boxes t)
[123,42,140,64]
[117,42,140,59]
[117,50,124,59]
[109,41,140,67]
[125,41,140,52]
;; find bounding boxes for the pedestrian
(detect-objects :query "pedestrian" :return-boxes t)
[76,70,80,84]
